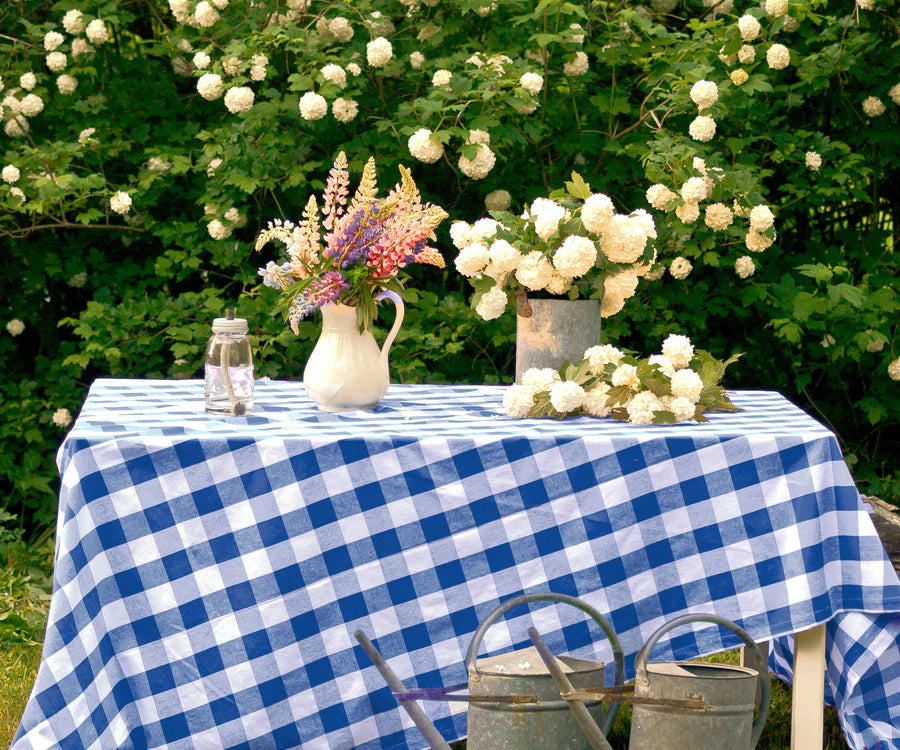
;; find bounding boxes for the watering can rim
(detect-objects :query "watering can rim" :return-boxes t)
[643,661,761,679]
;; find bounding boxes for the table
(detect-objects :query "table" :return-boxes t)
[14,379,900,750]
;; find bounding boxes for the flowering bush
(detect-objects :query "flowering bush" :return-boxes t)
[503,334,740,424]
[256,153,447,333]
[453,173,658,321]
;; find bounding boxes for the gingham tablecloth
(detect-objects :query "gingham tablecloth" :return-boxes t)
[15,379,900,750]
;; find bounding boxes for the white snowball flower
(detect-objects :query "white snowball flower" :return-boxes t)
[765,0,788,16]
[6,319,24,336]
[44,31,65,51]
[458,144,496,180]
[485,189,511,212]
[664,395,697,422]
[208,219,232,240]
[805,151,822,171]
[626,391,663,425]
[675,202,700,224]
[110,191,132,214]
[704,203,733,231]
[515,251,554,291]
[63,9,86,35]
[250,65,266,81]
[52,408,73,428]
[19,93,44,117]
[503,384,537,418]
[585,344,624,373]
[192,2,219,26]
[612,364,640,390]
[519,72,544,95]
[550,381,586,413]
[322,64,347,89]
[454,242,490,277]
[749,205,775,232]
[689,115,716,142]
[738,45,756,65]
[680,176,708,202]
[72,38,94,58]
[563,51,589,77]
[690,80,719,111]
[211,0,229,8]
[864,332,884,353]
[735,256,756,278]
[521,367,561,390]
[468,129,490,146]
[581,193,615,234]
[409,51,425,69]
[730,69,749,86]
[367,37,393,68]
[738,15,761,41]
[329,17,354,42]
[346,63,361,77]
[5,117,29,138]
[648,354,677,379]
[299,91,327,120]
[432,69,452,87]
[46,52,67,73]
[193,52,211,69]
[471,218,500,242]
[332,97,358,123]
[583,384,612,417]
[530,198,567,241]
[887,357,900,380]
[599,214,652,263]
[224,86,254,113]
[669,257,693,280]
[222,57,241,75]
[56,74,78,95]
[553,235,597,278]
[475,285,508,321]
[671,369,704,401]
[9,186,25,203]
[449,221,472,249]
[646,184,677,211]
[86,19,109,44]
[746,230,776,253]
[484,240,518,273]
[862,96,886,117]
[662,334,695,369]
[2,165,20,183]
[407,128,444,163]
[19,72,36,91]
[766,44,791,70]
[197,73,224,100]
[889,83,900,106]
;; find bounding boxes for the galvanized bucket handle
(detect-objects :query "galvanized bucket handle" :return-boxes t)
[634,613,771,749]
[464,593,625,736]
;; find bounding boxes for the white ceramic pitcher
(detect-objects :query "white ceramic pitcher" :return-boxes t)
[303,290,405,412]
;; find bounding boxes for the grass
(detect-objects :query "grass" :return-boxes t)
[2,646,849,750]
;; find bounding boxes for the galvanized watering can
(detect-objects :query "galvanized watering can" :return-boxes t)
[355,592,625,750]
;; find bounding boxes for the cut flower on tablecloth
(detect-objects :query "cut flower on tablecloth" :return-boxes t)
[256,152,448,333]
[503,334,741,424]
[452,172,658,321]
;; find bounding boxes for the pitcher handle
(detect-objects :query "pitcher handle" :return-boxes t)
[375,290,405,364]
[634,613,771,749]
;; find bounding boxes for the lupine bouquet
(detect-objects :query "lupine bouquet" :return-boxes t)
[503,334,741,425]
[257,152,448,333]
[452,173,658,322]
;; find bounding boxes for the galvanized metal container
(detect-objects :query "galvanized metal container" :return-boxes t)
[628,614,770,750]
[515,298,601,381]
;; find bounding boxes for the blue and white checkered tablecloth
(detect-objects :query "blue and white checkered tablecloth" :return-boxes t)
[14,379,900,750]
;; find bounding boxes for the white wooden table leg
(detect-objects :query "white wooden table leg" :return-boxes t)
[791,623,827,750]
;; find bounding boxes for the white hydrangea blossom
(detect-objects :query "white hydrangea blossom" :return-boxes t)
[86,19,109,44]
[646,184,677,210]
[5,117,29,138]
[553,235,597,278]
[581,193,615,234]
[332,97,359,123]
[864,331,884,353]
[888,358,900,381]
[222,57,241,75]
[521,367,561,390]
[20,93,44,117]
[63,9,86,35]
[330,17,354,42]
[515,251,554,291]
[487,239,520,272]
[110,191,132,214]
[250,65,266,81]
[223,207,242,223]
[197,73,224,100]
[208,219,232,240]
[765,0,789,16]
[52,408,73,428]
[689,115,716,142]
[299,91,327,120]
[367,37,393,68]
[648,354,677,379]
[749,205,775,232]
[675,201,700,224]
[585,344,625,373]
[735,255,756,278]
[626,391,663,425]
[408,128,444,163]
[766,44,791,70]
[746,230,776,252]
[612,364,640,390]
[704,203,733,231]
[563,51,589,77]
[889,83,900,106]
[454,242,490,277]
[19,72,37,91]
[602,269,639,316]
[545,271,572,295]
[519,72,544,95]
[530,198,567,240]
[738,15,761,41]
[862,96,886,117]
[503,384,537,418]
[193,52,211,69]
[449,221,472,249]
[432,69,452,87]
[690,80,719,110]
[583,384,612,417]
[783,15,800,30]
[56,74,78,95]
[468,130,490,146]
[72,39,94,58]
[663,395,697,422]
[662,334,694,369]
[458,143,496,180]
[6,319,25,336]
[409,51,425,69]
[46,52,67,73]
[805,151,822,171]
[680,177,708,203]
[669,256,693,279]
[322,64,347,89]
[224,86,254,113]
[738,45,756,65]
[2,165,20,183]
[730,69,749,86]
[600,214,654,263]
[346,63,361,77]
[485,189,511,211]
[146,156,171,172]
[44,31,65,51]
[550,381,586,413]
[192,2,219,26]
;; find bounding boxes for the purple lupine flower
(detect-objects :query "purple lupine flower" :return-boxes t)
[307,271,350,307]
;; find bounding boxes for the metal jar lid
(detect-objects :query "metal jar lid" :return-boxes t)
[211,307,248,334]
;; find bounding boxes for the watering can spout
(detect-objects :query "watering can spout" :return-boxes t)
[375,290,405,364]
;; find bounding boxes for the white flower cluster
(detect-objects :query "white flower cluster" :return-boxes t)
[224,86,254,113]
[730,69,749,86]
[432,69,452,87]
[299,91,327,121]
[862,96,885,117]
[408,128,444,163]
[322,64,347,89]
[519,72,543,95]
[738,15,761,41]
[458,131,496,180]
[734,255,756,279]
[766,44,791,71]
[197,73,223,100]
[110,191,132,215]
[367,37,393,68]
[805,151,823,171]
[563,51,589,77]
[689,115,716,142]
[485,189,511,212]
[6,319,25,336]
[690,80,718,111]
[888,358,900,381]
[332,97,358,123]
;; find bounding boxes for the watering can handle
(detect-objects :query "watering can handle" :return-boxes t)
[375,290,405,364]
[634,613,771,749]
